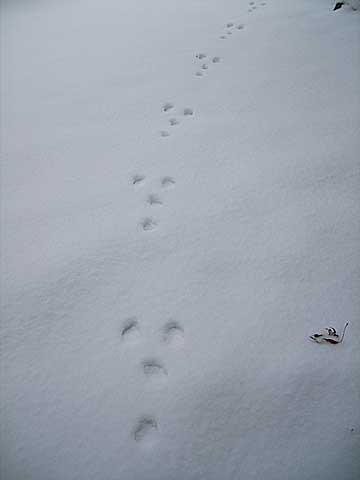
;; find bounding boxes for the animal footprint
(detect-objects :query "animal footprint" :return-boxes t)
[132,174,145,186]
[134,416,158,443]
[196,53,207,59]
[161,176,176,188]
[121,318,140,343]
[212,56,221,63]
[160,130,170,138]
[226,22,234,28]
[237,24,244,30]
[141,217,157,231]
[162,321,184,346]
[169,118,179,126]
[201,64,208,70]
[219,35,227,39]
[183,107,193,116]
[147,194,163,206]
[142,359,168,377]
[162,102,174,112]
[195,71,203,77]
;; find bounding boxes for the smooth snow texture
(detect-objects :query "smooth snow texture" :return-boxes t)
[348,1,360,10]
[1,1,360,479]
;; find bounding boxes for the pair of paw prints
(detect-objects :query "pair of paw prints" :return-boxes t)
[194,53,221,77]
[219,21,244,39]
[131,174,176,232]
[140,323,181,378]
[248,1,266,13]
[133,174,175,189]
[121,318,185,443]
[248,1,256,12]
[160,103,194,138]
[121,318,184,350]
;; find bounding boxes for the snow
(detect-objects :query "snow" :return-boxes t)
[1,0,359,479]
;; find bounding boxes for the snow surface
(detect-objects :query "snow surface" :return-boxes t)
[1,0,360,479]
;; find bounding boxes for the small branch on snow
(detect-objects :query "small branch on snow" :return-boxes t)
[309,322,349,345]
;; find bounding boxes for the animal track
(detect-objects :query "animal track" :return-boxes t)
[128,317,184,442]
[134,416,158,442]
[132,174,145,186]
[147,194,163,206]
[133,10,258,443]
[121,318,140,343]
[162,321,184,345]
[141,217,157,231]
[142,359,168,377]
[161,176,176,188]
[162,102,174,112]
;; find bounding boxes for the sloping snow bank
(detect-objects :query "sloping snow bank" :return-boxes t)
[1,1,359,479]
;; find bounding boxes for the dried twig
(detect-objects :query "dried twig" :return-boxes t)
[310,322,349,344]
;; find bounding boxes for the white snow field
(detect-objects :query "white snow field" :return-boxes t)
[1,0,360,479]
